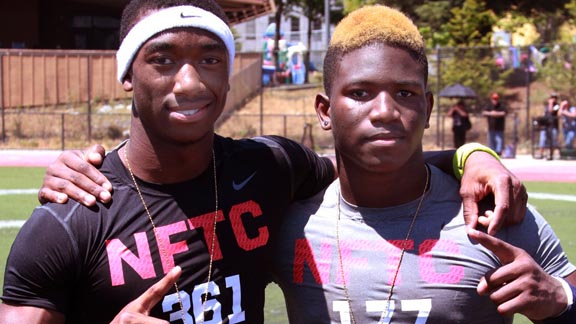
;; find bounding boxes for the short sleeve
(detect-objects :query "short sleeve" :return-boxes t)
[1,204,80,313]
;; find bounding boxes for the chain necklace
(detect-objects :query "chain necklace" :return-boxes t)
[336,164,429,324]
[124,145,219,324]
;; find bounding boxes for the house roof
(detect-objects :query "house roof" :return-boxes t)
[66,0,274,24]
[220,0,275,24]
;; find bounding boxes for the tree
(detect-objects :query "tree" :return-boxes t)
[444,0,495,46]
[538,44,576,101]
[435,0,510,111]
[415,1,453,47]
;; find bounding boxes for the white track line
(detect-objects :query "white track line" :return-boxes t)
[0,191,574,229]
[0,189,37,195]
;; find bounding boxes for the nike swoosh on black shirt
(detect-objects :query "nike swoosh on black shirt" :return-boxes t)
[232,172,257,191]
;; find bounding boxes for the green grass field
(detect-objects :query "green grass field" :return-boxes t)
[0,166,574,323]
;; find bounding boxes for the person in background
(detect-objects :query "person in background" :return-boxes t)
[271,5,576,323]
[482,92,506,156]
[538,93,560,159]
[560,99,576,149]
[447,100,471,148]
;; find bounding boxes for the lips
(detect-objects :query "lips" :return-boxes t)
[367,132,404,141]
[168,104,209,122]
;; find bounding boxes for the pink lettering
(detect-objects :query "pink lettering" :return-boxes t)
[336,239,371,285]
[106,232,155,286]
[419,239,464,284]
[156,221,189,274]
[384,240,414,285]
[188,210,225,261]
[292,239,334,284]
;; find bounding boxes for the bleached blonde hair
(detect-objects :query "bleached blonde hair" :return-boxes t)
[323,5,428,93]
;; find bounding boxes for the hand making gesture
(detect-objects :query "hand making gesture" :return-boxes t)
[468,228,576,321]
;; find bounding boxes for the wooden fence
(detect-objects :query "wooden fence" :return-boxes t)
[0,49,261,109]
[0,49,263,144]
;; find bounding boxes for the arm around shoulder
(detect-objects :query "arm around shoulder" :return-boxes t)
[0,303,64,324]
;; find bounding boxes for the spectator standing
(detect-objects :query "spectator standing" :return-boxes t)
[560,99,576,149]
[538,93,560,159]
[447,100,471,148]
[482,92,506,156]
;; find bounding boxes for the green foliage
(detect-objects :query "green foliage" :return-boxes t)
[342,0,363,14]
[494,12,531,34]
[415,1,453,48]
[537,44,576,101]
[567,0,576,20]
[443,0,496,47]
[426,0,512,107]
[529,8,567,43]
[434,47,511,112]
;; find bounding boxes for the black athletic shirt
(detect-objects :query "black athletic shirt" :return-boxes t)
[2,135,334,323]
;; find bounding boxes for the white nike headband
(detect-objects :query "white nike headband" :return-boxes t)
[116,5,235,83]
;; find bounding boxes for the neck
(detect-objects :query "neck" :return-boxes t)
[338,155,428,208]
[120,133,215,184]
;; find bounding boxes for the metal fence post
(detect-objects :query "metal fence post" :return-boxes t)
[61,113,65,151]
[259,54,264,136]
[0,52,5,143]
[435,45,441,147]
[86,55,92,142]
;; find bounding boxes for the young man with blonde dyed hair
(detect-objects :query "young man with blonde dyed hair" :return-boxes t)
[272,5,576,323]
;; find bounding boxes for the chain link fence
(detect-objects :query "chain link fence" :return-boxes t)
[2,44,575,157]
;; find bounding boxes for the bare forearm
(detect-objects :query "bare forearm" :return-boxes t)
[0,304,64,324]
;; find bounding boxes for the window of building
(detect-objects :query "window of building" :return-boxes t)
[312,18,322,31]
[245,20,256,40]
[290,16,300,42]
[71,15,119,49]
[312,17,322,42]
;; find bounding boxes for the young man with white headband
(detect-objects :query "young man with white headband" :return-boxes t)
[2,1,324,323]
[1,1,528,324]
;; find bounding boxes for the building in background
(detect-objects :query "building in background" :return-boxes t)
[234,10,331,73]
[0,0,273,49]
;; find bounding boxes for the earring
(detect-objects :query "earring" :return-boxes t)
[323,121,329,126]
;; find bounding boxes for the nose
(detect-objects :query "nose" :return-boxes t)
[173,63,204,95]
[369,92,398,123]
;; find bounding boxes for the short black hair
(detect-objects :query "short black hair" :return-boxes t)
[119,0,228,43]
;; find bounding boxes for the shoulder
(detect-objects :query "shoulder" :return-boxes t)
[499,206,574,273]
[428,165,460,196]
[216,134,331,171]
[216,134,302,158]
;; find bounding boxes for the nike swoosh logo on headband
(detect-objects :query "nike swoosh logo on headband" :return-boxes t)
[180,12,201,18]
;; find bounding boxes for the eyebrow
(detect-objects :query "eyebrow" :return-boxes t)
[143,41,174,54]
[143,38,227,55]
[395,79,425,88]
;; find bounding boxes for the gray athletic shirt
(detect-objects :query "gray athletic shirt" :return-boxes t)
[272,165,575,324]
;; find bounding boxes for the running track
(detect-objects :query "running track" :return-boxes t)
[1,149,576,182]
